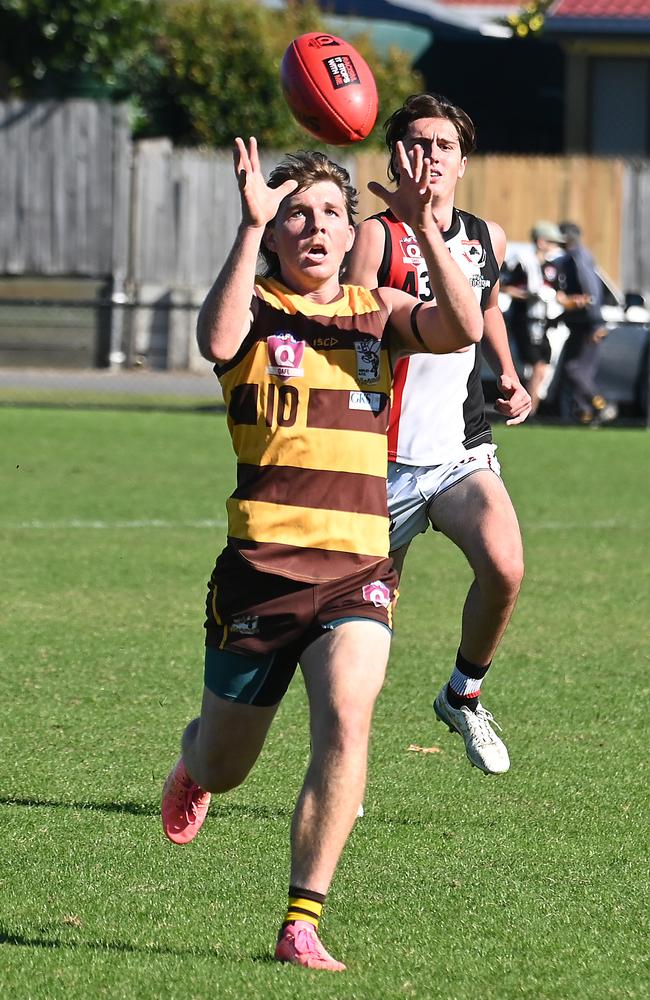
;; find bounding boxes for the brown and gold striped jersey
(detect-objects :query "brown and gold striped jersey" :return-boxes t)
[215,276,394,583]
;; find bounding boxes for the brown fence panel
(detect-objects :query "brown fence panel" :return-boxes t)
[621,161,650,299]
[357,153,627,288]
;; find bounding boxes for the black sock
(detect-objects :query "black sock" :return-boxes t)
[446,650,490,713]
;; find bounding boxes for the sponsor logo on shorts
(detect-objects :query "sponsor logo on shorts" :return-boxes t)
[267,333,304,379]
[349,390,382,413]
[354,337,381,383]
[324,54,360,89]
[362,580,392,608]
[470,274,491,289]
[453,455,477,469]
[230,614,260,635]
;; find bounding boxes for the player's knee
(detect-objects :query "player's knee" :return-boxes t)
[315,701,373,755]
[498,552,524,600]
[482,550,524,603]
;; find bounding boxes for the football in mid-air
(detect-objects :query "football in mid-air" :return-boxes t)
[280,32,378,146]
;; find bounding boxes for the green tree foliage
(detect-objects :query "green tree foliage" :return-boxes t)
[150,0,319,147]
[152,0,424,149]
[0,0,424,150]
[0,0,160,95]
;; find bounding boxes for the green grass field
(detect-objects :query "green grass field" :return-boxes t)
[2,400,649,999]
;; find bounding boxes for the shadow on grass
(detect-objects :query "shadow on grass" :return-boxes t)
[0,794,433,826]
[0,400,226,415]
[0,925,279,963]
[0,926,219,957]
[0,794,293,821]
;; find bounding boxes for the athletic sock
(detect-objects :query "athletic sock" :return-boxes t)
[283,885,326,930]
[446,650,491,713]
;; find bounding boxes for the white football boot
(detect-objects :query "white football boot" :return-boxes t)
[433,684,510,774]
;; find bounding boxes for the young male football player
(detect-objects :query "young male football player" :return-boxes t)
[347,93,531,775]
[161,136,482,971]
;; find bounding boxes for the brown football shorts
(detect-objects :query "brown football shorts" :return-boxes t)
[203,545,397,706]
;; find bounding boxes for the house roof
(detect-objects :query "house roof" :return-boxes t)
[319,0,517,38]
[297,0,650,45]
[440,1,513,6]
[546,0,650,32]
[438,0,650,35]
[550,0,650,16]
[400,0,517,35]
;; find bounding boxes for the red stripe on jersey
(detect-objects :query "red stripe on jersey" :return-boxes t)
[387,356,410,462]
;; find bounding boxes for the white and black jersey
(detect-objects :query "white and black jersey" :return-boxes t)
[373,208,499,466]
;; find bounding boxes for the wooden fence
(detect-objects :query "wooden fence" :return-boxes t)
[357,153,628,290]
[1,100,649,368]
[0,100,130,278]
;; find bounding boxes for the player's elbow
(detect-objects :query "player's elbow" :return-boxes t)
[465,299,485,344]
[197,325,233,365]
[466,314,484,345]
[196,318,220,363]
[196,309,234,364]
[449,313,482,349]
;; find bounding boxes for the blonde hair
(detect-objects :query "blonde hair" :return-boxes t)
[260,152,358,277]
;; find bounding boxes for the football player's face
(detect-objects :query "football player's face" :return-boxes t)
[266,181,355,290]
[398,117,467,198]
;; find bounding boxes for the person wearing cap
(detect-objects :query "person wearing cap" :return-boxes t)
[554,222,618,425]
[501,220,565,415]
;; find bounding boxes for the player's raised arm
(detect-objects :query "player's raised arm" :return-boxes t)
[196,137,298,363]
[346,217,385,289]
[371,142,482,354]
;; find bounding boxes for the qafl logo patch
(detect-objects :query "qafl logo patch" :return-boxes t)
[267,333,305,379]
[362,580,392,608]
[399,233,423,266]
[461,240,487,268]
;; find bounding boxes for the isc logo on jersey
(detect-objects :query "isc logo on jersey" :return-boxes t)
[267,333,305,379]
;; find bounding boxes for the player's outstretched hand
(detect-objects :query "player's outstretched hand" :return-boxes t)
[495,373,532,425]
[233,137,298,229]
[367,141,436,232]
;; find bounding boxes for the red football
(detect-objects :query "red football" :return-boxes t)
[280,33,378,145]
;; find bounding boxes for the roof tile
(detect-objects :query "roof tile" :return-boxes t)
[551,0,650,16]
[439,0,650,11]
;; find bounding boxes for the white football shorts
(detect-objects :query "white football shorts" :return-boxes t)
[387,443,502,551]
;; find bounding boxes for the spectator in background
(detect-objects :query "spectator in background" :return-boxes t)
[501,220,564,415]
[555,221,618,425]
